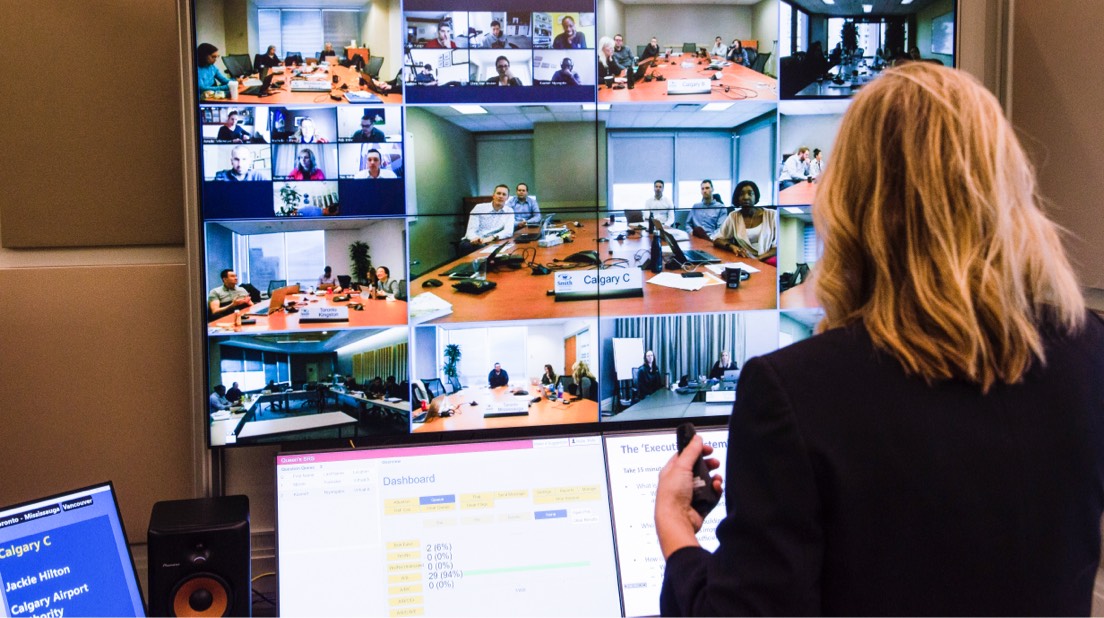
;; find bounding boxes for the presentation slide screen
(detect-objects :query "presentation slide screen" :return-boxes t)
[276,437,622,616]
[0,483,146,618]
[604,428,729,617]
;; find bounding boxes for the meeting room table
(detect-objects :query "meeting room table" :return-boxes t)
[209,288,407,333]
[219,64,403,105]
[598,53,777,102]
[413,385,597,432]
[779,179,817,205]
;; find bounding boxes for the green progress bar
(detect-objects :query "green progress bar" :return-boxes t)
[464,562,590,576]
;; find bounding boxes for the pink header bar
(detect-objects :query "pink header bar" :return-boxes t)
[276,439,535,466]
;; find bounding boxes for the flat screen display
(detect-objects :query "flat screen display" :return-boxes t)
[188,0,953,448]
[275,436,621,616]
[0,483,146,618]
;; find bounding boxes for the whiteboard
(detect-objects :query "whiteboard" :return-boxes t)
[612,338,644,381]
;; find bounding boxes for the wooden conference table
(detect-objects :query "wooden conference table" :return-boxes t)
[212,65,403,105]
[413,386,597,432]
[779,180,817,206]
[792,60,884,98]
[410,227,777,324]
[598,53,777,102]
[780,280,818,310]
[608,388,732,422]
[208,289,407,333]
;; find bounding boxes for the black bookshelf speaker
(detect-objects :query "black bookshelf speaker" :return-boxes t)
[148,496,251,617]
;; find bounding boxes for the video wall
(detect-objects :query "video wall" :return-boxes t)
[192,0,956,449]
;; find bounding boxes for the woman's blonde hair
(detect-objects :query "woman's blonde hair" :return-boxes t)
[813,62,1084,391]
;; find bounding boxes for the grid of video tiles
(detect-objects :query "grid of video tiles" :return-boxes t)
[195,0,956,447]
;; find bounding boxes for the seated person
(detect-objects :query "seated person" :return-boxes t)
[293,118,327,144]
[809,148,825,179]
[481,20,508,48]
[550,57,581,85]
[779,147,811,189]
[637,350,664,398]
[727,39,749,67]
[488,363,510,388]
[713,180,777,265]
[708,350,739,380]
[214,146,269,181]
[344,376,359,392]
[688,179,726,239]
[209,385,231,415]
[352,111,386,143]
[354,147,397,179]
[254,45,282,73]
[264,380,278,393]
[225,382,243,402]
[644,179,676,227]
[425,22,457,49]
[317,265,338,289]
[711,36,727,57]
[640,37,661,62]
[196,43,231,96]
[384,376,401,399]
[365,72,402,95]
[367,376,386,398]
[318,42,338,62]
[612,35,641,78]
[288,148,325,180]
[597,37,625,82]
[217,110,250,143]
[208,268,252,319]
[460,184,515,252]
[413,64,438,85]
[506,183,541,227]
[486,56,523,86]
[373,266,404,298]
[553,16,587,49]
[540,364,559,386]
[572,361,597,400]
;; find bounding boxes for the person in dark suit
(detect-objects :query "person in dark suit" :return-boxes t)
[655,62,1104,616]
[637,350,663,398]
[488,363,509,388]
[254,45,281,73]
[707,350,737,380]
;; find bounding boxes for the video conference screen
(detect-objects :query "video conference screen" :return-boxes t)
[0,483,146,618]
[190,0,956,449]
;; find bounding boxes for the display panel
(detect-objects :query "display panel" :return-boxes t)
[605,428,729,617]
[0,483,146,618]
[275,437,621,616]
[188,0,957,448]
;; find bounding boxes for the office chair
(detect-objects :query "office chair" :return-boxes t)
[222,54,252,79]
[682,42,698,54]
[422,378,445,399]
[365,56,384,79]
[751,51,771,74]
[337,275,351,289]
[579,377,596,401]
[240,283,262,304]
[447,376,463,394]
[636,45,646,57]
[556,375,576,395]
[267,279,287,295]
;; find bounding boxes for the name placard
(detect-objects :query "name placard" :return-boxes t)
[554,269,643,301]
[297,306,350,322]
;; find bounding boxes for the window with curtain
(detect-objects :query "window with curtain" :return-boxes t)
[614,313,749,383]
[257,8,363,58]
[608,132,737,210]
[780,2,793,56]
[234,230,325,292]
[802,222,821,264]
[221,346,289,392]
[795,7,809,53]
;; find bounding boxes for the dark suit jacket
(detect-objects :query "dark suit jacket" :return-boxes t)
[662,314,1104,616]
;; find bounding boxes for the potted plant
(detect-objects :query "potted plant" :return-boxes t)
[841,21,858,55]
[442,344,462,385]
[349,241,372,285]
[278,184,301,216]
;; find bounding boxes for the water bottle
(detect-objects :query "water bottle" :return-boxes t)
[556,382,563,401]
[650,230,663,273]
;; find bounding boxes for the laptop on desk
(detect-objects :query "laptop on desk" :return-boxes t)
[516,214,554,243]
[658,225,722,265]
[250,285,290,316]
[241,72,276,96]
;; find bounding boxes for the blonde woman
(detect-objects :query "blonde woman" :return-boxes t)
[656,63,1102,615]
[571,360,596,400]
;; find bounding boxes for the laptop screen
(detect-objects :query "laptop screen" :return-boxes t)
[0,483,146,617]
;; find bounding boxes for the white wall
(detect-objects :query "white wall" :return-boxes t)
[779,113,842,159]
[195,0,227,54]
[527,324,566,381]
[476,134,535,196]
[750,0,778,74]
[598,0,625,43]
[323,220,407,283]
[916,0,955,66]
[742,310,780,363]
[624,5,753,51]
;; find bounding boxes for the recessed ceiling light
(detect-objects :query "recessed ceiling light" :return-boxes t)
[581,103,611,111]
[451,105,487,114]
[822,0,835,4]
[701,102,734,112]
[862,4,873,12]
[902,0,914,4]
[783,207,807,214]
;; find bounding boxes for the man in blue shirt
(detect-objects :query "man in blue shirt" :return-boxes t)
[688,179,726,239]
[506,183,541,227]
[209,385,231,415]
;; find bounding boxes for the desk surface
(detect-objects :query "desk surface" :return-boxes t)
[598,54,777,103]
[236,411,358,439]
[780,280,818,310]
[209,291,407,334]
[792,61,883,98]
[219,65,403,105]
[608,388,731,422]
[413,386,597,432]
[337,391,412,412]
[410,229,777,324]
[779,180,817,206]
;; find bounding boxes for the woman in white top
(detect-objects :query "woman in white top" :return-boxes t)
[712,180,777,265]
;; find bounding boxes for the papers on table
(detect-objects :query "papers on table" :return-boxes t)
[646,271,725,291]
[409,292,453,324]
[704,261,761,275]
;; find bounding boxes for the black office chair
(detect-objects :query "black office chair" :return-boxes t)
[636,45,646,57]
[556,375,576,396]
[365,56,384,79]
[579,377,596,401]
[284,53,304,66]
[682,42,698,54]
[240,283,262,304]
[222,54,252,78]
[422,378,445,399]
[267,279,287,295]
[751,51,771,74]
[337,275,351,289]
[447,376,463,394]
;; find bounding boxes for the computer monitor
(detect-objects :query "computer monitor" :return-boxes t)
[0,483,146,617]
[275,437,621,616]
[604,428,729,617]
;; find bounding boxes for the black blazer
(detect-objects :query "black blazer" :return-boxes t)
[662,314,1104,616]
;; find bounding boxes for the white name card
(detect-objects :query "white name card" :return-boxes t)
[297,306,350,322]
[554,269,643,301]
